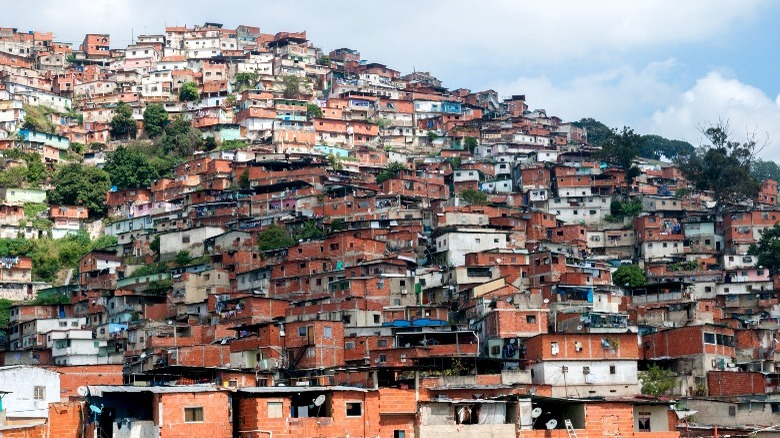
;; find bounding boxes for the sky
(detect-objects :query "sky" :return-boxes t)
[7,0,780,157]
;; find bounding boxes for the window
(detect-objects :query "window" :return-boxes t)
[574,341,583,352]
[703,333,716,344]
[267,401,283,418]
[728,406,736,416]
[551,341,559,355]
[345,342,355,350]
[184,407,204,422]
[394,431,406,438]
[323,326,332,339]
[298,327,307,337]
[34,386,45,400]
[526,315,536,324]
[346,402,363,416]
[377,339,388,347]
[379,354,387,363]
[610,365,616,375]
[637,412,651,431]
[582,366,590,375]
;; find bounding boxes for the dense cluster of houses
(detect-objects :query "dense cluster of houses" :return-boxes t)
[0,21,778,438]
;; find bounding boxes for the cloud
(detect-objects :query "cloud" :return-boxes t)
[4,0,773,87]
[649,72,780,157]
[488,59,681,128]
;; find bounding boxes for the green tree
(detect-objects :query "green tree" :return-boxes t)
[464,136,478,154]
[31,293,71,305]
[376,162,408,184]
[48,163,111,218]
[257,225,295,251]
[639,135,694,161]
[174,250,193,267]
[749,223,780,274]
[179,81,200,102]
[675,122,761,208]
[238,169,251,189]
[573,118,612,146]
[639,365,678,397]
[160,116,203,157]
[109,101,137,140]
[317,55,331,66]
[307,103,323,119]
[234,72,258,91]
[143,103,169,138]
[104,146,160,190]
[751,158,780,183]
[613,264,646,287]
[598,126,641,170]
[0,166,28,188]
[0,298,13,327]
[426,131,438,144]
[24,153,46,185]
[296,220,325,241]
[204,136,218,151]
[281,75,303,99]
[91,234,118,251]
[460,189,488,206]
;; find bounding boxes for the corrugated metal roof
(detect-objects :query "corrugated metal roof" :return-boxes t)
[87,385,221,397]
[239,385,372,394]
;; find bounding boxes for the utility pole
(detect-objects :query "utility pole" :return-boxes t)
[562,365,569,398]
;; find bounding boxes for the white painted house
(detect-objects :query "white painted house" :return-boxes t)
[0,365,60,419]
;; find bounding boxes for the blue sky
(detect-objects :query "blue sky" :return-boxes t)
[8,0,780,156]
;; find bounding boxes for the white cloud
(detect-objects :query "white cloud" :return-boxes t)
[488,59,681,128]
[649,72,780,158]
[4,0,772,84]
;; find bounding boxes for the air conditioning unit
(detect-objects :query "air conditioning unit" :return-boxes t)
[400,289,408,295]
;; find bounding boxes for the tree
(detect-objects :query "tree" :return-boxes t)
[175,250,193,267]
[238,169,250,189]
[460,189,488,206]
[675,122,762,208]
[296,220,325,241]
[598,126,641,170]
[751,159,780,183]
[179,81,200,102]
[143,103,169,138]
[307,103,323,119]
[0,298,13,327]
[613,264,646,287]
[234,72,259,91]
[573,118,612,146]
[639,365,677,397]
[639,135,694,161]
[376,162,408,184]
[0,166,28,188]
[91,235,118,251]
[257,225,295,251]
[48,163,111,218]
[749,223,780,274]
[317,55,331,66]
[160,116,203,157]
[464,136,478,154]
[104,145,160,190]
[281,75,303,99]
[24,153,46,185]
[426,131,438,144]
[109,101,137,140]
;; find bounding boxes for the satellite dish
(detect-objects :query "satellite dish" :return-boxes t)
[77,386,89,397]
[531,407,542,418]
[313,395,326,407]
[506,297,513,303]
[546,419,558,430]
[140,352,147,359]
[89,405,102,415]
[543,298,550,304]
[576,325,583,331]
